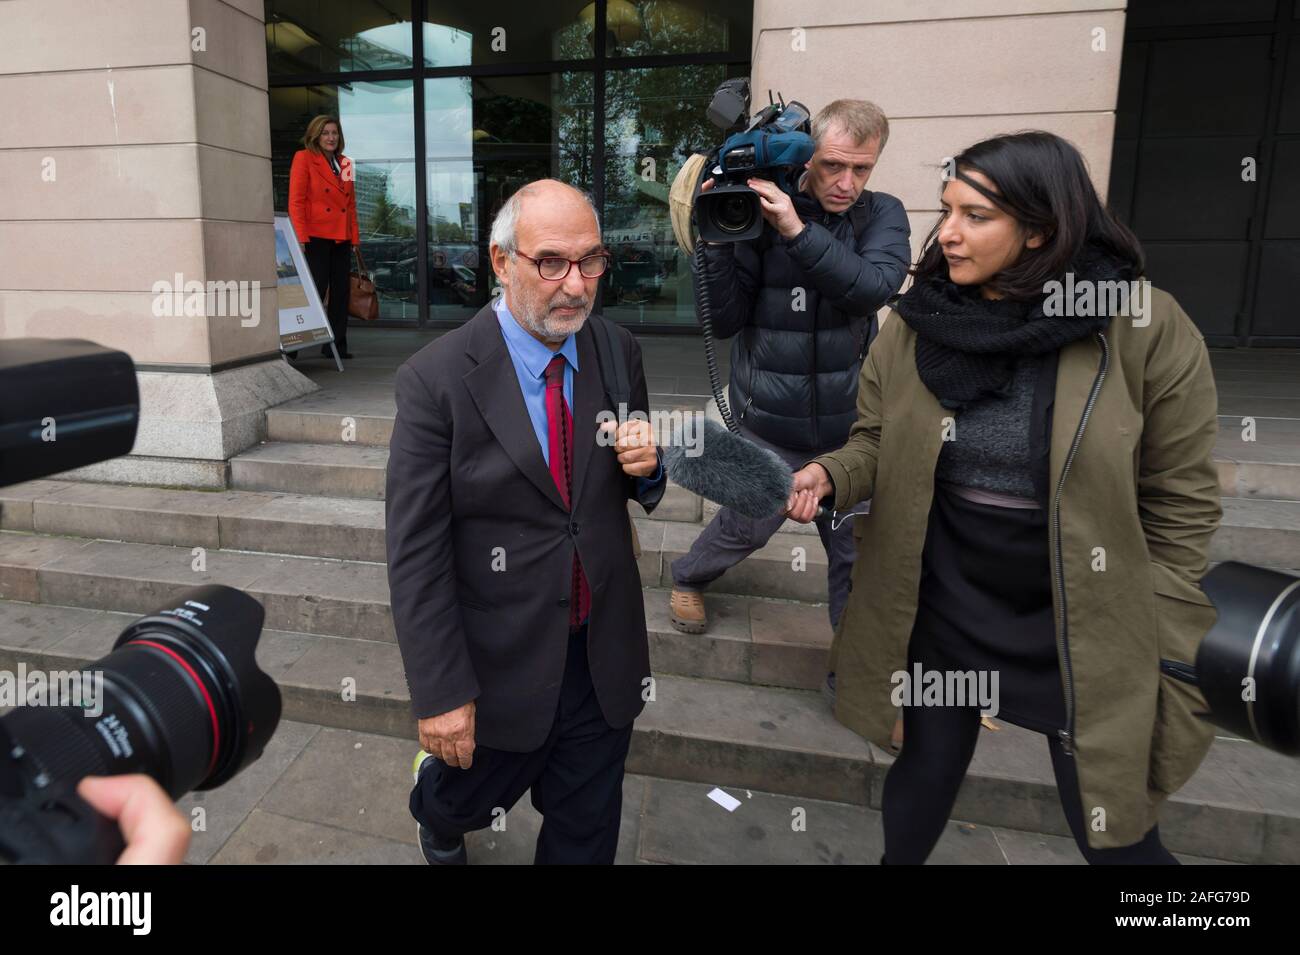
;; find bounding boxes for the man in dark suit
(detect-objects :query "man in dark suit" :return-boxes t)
[386,179,666,865]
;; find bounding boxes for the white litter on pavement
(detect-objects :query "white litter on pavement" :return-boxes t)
[707,788,741,812]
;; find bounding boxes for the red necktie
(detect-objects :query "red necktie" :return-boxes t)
[544,356,590,630]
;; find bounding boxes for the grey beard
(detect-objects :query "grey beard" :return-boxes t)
[516,299,589,342]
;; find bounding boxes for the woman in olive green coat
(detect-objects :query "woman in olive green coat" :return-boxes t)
[786,132,1220,863]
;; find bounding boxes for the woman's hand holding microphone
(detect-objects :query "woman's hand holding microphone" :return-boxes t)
[784,462,834,523]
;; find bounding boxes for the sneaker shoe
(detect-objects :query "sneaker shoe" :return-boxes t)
[669,588,707,634]
[412,750,467,865]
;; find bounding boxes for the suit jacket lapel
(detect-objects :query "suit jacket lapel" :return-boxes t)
[462,304,568,512]
[311,151,349,191]
[310,151,332,181]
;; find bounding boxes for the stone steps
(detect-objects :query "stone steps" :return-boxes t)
[260,395,1300,503]
[1214,415,1300,501]
[6,480,1300,603]
[1,596,1292,864]
[262,391,712,450]
[0,528,832,689]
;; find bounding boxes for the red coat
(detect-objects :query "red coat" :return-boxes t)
[288,149,360,245]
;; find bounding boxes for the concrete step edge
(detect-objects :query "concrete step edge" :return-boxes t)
[0,627,1290,865]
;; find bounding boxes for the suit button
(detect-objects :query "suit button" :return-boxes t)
[557,597,570,608]
[326,207,332,212]
[569,521,580,536]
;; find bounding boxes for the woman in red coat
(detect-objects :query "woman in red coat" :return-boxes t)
[289,115,360,358]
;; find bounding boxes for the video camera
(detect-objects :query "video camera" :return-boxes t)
[695,78,816,243]
[0,339,281,863]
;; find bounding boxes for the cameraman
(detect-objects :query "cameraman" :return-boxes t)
[670,99,910,641]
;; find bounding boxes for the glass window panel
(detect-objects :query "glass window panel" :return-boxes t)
[266,1,416,74]
[602,63,737,325]
[270,81,422,322]
[425,73,594,323]
[423,2,592,67]
[601,0,750,59]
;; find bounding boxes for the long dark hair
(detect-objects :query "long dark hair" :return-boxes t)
[911,131,1144,300]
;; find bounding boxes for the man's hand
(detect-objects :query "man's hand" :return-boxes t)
[601,419,658,478]
[784,462,834,523]
[77,774,191,865]
[747,178,805,240]
[418,701,476,770]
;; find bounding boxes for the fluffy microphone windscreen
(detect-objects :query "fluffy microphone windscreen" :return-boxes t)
[662,419,792,519]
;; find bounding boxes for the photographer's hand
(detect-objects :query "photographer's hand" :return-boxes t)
[77,774,191,865]
[747,178,804,240]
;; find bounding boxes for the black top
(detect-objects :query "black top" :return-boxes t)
[909,484,1066,734]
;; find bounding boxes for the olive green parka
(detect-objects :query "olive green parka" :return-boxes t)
[812,286,1221,850]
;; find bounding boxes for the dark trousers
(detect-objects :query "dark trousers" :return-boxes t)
[304,236,351,353]
[881,701,1179,864]
[409,626,633,864]
[670,424,859,631]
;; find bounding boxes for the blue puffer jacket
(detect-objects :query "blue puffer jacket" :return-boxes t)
[694,188,911,453]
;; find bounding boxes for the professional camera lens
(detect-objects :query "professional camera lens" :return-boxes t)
[716,194,757,234]
[0,585,280,799]
[1198,562,1300,754]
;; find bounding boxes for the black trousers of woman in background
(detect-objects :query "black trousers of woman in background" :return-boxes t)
[880,486,1178,865]
[304,236,351,356]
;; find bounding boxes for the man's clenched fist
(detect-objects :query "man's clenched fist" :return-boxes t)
[600,419,658,478]
[418,700,476,770]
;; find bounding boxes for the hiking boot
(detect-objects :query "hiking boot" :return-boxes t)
[669,588,707,634]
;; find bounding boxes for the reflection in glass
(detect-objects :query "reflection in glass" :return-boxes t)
[423,2,592,67]
[603,64,737,325]
[425,74,593,323]
[586,0,749,58]
[266,1,415,74]
[265,2,752,328]
[270,81,421,322]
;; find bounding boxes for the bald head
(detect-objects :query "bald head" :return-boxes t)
[489,179,600,255]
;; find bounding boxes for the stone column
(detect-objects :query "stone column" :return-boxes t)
[750,0,1128,265]
[0,0,314,488]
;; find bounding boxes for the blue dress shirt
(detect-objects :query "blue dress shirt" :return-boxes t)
[493,297,664,491]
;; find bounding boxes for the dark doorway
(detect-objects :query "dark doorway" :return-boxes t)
[1109,0,1300,346]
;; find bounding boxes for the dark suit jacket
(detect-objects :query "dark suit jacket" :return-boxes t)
[385,303,665,751]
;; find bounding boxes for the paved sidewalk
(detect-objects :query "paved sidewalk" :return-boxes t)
[176,720,1236,865]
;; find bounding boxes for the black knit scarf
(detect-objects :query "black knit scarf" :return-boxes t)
[895,242,1133,410]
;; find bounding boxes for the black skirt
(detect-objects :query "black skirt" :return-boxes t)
[908,484,1067,735]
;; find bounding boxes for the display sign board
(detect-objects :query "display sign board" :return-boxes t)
[274,214,340,368]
